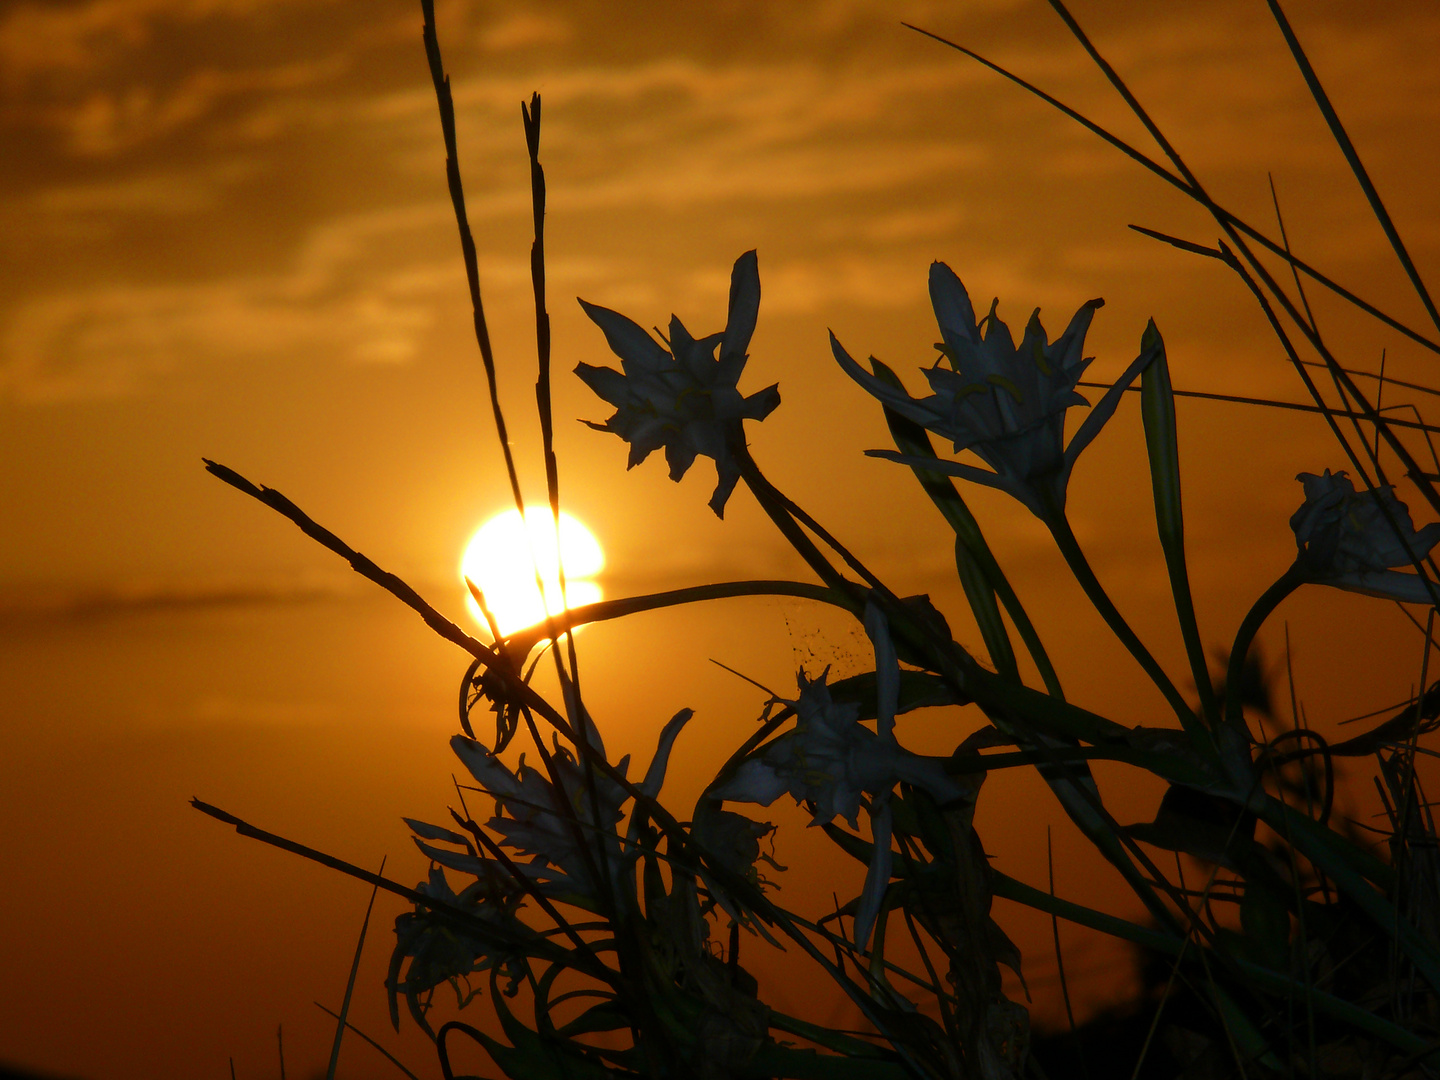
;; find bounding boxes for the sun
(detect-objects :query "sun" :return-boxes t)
[460,508,604,637]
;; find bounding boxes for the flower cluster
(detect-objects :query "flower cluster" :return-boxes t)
[405,708,693,913]
[576,250,780,516]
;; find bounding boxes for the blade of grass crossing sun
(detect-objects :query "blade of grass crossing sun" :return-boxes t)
[326,857,387,1080]
[1139,321,1218,731]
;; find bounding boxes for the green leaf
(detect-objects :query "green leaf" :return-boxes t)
[491,985,619,1080]
[1139,320,1217,733]
[954,535,1019,680]
[1124,784,1256,866]
[869,356,1062,697]
[768,1010,908,1061]
[826,668,962,719]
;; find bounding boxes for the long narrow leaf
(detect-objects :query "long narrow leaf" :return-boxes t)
[326,857,387,1080]
[1139,322,1218,729]
[869,357,1061,696]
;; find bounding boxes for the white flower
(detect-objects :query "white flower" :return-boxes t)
[576,250,780,516]
[710,651,962,949]
[388,864,524,1034]
[1290,469,1440,603]
[440,708,694,908]
[831,261,1160,520]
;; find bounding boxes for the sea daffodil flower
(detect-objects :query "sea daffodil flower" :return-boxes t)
[388,865,524,1035]
[433,708,694,909]
[831,261,1160,521]
[1290,469,1440,603]
[576,250,780,516]
[710,657,963,948]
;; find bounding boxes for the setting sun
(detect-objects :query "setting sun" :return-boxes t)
[460,508,604,637]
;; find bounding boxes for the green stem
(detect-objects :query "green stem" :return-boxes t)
[1225,565,1304,740]
[504,579,846,656]
[1045,498,1200,729]
[943,496,1062,695]
[731,435,861,604]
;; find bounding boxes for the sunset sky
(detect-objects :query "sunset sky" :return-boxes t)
[3,1,1440,1077]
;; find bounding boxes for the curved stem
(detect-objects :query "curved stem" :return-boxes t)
[1045,501,1200,729]
[504,579,846,656]
[1225,566,1304,738]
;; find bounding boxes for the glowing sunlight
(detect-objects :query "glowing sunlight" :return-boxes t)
[460,508,604,636]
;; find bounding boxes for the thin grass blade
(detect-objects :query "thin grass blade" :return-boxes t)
[325,857,387,1080]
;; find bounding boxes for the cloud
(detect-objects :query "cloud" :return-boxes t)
[0,0,295,83]
[479,11,572,54]
[0,202,458,401]
[52,57,345,156]
[7,0,1439,407]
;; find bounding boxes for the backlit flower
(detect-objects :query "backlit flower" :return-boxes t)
[710,649,963,948]
[576,250,780,516]
[388,865,524,1035]
[1290,469,1440,603]
[438,708,694,909]
[832,261,1160,521]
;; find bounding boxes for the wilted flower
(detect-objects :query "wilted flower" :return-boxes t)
[710,652,963,948]
[831,261,1160,521]
[388,864,524,1035]
[1290,469,1440,603]
[576,250,780,516]
[692,805,778,881]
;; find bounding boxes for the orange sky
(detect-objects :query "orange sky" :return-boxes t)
[3,1,1440,1077]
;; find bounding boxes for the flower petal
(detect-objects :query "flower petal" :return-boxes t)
[928,261,978,347]
[740,383,782,422]
[830,331,941,429]
[664,439,699,482]
[404,818,473,847]
[864,448,1048,517]
[710,757,791,807]
[853,797,893,951]
[720,249,761,362]
[1049,297,1105,374]
[578,298,670,370]
[1327,568,1440,604]
[451,734,524,799]
[708,459,743,518]
[864,600,899,740]
[573,363,631,408]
